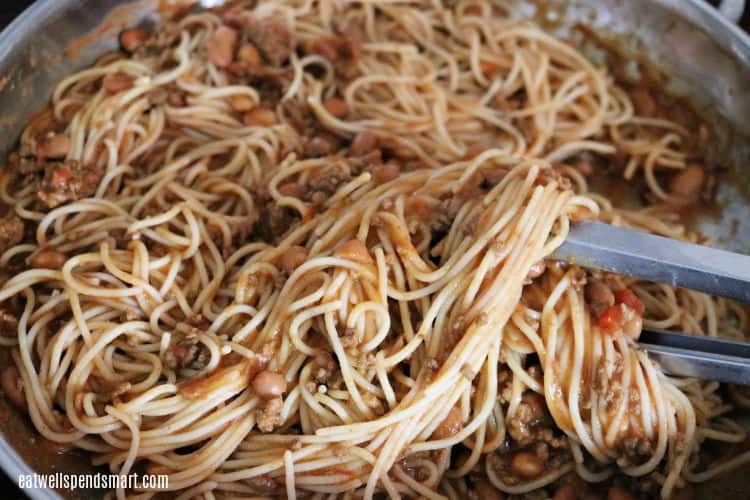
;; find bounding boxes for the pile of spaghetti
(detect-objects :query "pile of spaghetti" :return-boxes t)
[0,1,748,499]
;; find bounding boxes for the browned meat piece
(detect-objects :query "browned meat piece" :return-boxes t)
[10,153,42,175]
[255,396,283,432]
[314,351,337,383]
[0,214,24,254]
[134,22,181,57]
[302,35,361,79]
[585,279,615,318]
[620,435,654,465]
[165,337,210,370]
[92,377,133,401]
[36,160,104,209]
[308,164,351,195]
[507,391,550,446]
[258,201,297,243]
[243,16,294,67]
[108,381,132,400]
[244,69,292,103]
[280,99,316,136]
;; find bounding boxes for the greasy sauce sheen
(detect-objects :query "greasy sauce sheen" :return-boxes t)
[0,2,748,500]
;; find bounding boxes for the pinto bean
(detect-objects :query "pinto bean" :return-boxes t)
[669,165,705,199]
[102,72,135,93]
[372,162,400,184]
[305,132,340,157]
[229,94,255,112]
[38,134,70,160]
[323,97,349,118]
[252,370,287,399]
[29,249,67,269]
[119,28,150,54]
[243,108,278,127]
[207,26,238,68]
[278,182,306,198]
[237,43,261,69]
[350,131,378,156]
[510,451,544,479]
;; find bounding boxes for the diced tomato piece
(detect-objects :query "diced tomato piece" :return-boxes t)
[615,289,644,316]
[51,167,72,185]
[598,305,624,334]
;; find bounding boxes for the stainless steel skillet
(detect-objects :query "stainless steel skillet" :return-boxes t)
[0,0,748,498]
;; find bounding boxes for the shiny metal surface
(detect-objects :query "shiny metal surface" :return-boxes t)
[640,329,750,385]
[557,221,750,385]
[719,0,747,23]
[553,221,750,303]
[0,3,151,497]
[0,0,748,498]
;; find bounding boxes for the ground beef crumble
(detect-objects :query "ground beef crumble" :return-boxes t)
[242,16,294,67]
[255,396,283,432]
[165,335,210,371]
[0,214,24,254]
[37,160,104,209]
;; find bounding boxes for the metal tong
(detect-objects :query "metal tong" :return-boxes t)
[552,221,750,385]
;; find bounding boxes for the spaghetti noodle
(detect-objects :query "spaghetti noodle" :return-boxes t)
[0,1,747,499]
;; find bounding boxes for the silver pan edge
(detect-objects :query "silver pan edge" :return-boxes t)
[0,0,747,498]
